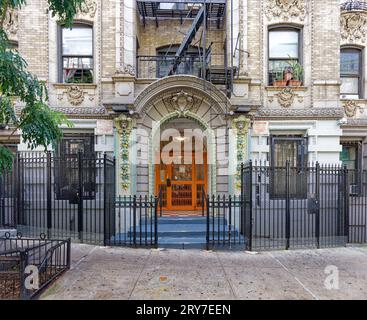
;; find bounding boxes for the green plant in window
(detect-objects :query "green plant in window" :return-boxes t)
[286,56,304,81]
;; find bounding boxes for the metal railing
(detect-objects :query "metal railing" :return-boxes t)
[106,195,159,248]
[136,54,207,79]
[205,195,248,250]
[0,236,70,300]
[341,1,367,11]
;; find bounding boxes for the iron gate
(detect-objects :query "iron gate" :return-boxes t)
[12,152,115,245]
[240,161,348,251]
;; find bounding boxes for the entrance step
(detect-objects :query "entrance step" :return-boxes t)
[156,217,207,225]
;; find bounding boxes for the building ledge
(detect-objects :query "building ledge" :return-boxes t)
[53,83,97,90]
[265,86,308,92]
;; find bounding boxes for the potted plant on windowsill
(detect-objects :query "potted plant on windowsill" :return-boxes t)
[286,58,304,87]
[272,71,287,87]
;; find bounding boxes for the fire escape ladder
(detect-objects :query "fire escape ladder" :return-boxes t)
[168,5,206,75]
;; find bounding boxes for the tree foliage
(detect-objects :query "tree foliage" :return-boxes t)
[0,0,84,172]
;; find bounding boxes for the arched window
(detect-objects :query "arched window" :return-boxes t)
[340,47,363,99]
[268,27,302,85]
[60,24,93,83]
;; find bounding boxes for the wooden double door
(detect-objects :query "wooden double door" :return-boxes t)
[155,153,208,211]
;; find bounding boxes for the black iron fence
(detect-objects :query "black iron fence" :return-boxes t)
[205,195,247,249]
[238,162,348,251]
[106,195,158,248]
[0,236,70,300]
[348,169,367,244]
[0,161,17,229]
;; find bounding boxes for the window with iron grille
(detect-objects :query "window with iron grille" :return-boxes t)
[270,135,308,199]
[60,24,94,83]
[55,134,96,202]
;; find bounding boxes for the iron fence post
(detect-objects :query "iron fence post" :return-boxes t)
[103,153,108,247]
[46,151,52,239]
[285,160,290,250]
[78,152,84,243]
[154,196,158,248]
[206,195,210,251]
[66,238,71,269]
[344,165,350,243]
[133,195,137,246]
[16,153,22,226]
[19,249,28,300]
[248,160,253,251]
[315,162,320,249]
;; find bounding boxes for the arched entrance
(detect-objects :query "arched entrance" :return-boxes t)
[133,76,231,210]
[154,118,208,211]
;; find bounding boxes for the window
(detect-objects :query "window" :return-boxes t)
[156,45,202,78]
[268,28,301,85]
[340,48,362,99]
[61,25,93,83]
[340,141,362,194]
[270,135,308,198]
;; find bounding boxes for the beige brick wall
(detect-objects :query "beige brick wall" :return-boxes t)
[18,0,49,79]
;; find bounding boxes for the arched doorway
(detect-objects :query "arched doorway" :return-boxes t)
[154,118,208,211]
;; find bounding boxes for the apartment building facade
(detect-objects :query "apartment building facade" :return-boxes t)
[2,0,367,212]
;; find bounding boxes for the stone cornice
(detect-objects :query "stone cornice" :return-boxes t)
[53,83,97,90]
[255,108,344,119]
[265,86,308,92]
[343,119,367,127]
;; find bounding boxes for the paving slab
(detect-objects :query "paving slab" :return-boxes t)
[40,245,367,300]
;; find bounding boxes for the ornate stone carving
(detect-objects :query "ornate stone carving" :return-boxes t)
[66,86,85,106]
[116,63,136,76]
[276,88,295,108]
[115,115,133,191]
[79,0,97,18]
[343,100,361,118]
[232,116,250,190]
[3,9,19,36]
[135,76,230,116]
[170,90,194,115]
[341,12,367,44]
[265,0,306,21]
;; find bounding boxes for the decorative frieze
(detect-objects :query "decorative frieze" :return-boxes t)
[265,0,306,22]
[232,116,250,190]
[256,108,345,118]
[115,115,133,191]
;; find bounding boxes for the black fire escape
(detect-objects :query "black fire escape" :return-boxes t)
[136,0,235,97]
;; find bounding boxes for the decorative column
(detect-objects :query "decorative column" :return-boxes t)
[115,115,133,194]
[232,116,250,191]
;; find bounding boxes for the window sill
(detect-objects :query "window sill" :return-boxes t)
[266,86,308,92]
[53,83,97,89]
